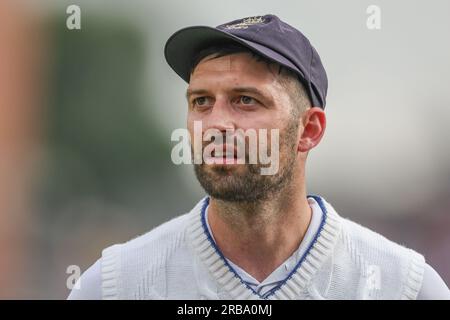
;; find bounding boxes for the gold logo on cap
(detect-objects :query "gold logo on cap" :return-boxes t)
[225,16,265,30]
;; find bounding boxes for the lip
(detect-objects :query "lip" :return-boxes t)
[211,144,237,157]
[205,144,243,164]
[205,156,239,165]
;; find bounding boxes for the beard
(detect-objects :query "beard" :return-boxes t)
[193,119,299,203]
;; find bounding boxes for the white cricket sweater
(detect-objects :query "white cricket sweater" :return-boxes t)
[97,195,430,300]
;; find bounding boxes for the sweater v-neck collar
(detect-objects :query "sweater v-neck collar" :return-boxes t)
[187,195,342,300]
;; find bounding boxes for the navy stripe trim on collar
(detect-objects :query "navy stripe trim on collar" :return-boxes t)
[200,197,262,297]
[264,194,327,298]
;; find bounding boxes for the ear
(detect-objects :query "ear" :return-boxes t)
[298,107,326,153]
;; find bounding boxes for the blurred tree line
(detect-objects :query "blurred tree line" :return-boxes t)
[40,16,177,219]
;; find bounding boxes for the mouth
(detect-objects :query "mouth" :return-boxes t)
[206,145,240,164]
[212,151,236,159]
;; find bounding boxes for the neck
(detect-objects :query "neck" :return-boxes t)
[207,175,312,282]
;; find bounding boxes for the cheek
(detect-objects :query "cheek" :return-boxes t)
[187,109,206,128]
[186,116,195,138]
[187,110,200,128]
[237,110,279,130]
[246,114,286,132]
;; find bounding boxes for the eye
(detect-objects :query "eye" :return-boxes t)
[192,96,212,108]
[238,95,257,105]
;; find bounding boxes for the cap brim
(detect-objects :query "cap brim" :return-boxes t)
[164,26,304,83]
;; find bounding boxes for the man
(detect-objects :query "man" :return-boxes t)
[68,14,449,300]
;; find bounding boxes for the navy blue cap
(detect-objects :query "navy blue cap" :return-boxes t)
[164,14,328,108]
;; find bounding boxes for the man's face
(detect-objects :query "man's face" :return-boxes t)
[187,52,301,202]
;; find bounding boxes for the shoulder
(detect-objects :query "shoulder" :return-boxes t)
[66,210,195,300]
[109,197,207,255]
[336,216,426,299]
[340,216,419,259]
[67,258,102,300]
[417,263,450,300]
[115,210,193,251]
[100,198,207,299]
[101,209,194,270]
[318,196,424,265]
[313,196,426,299]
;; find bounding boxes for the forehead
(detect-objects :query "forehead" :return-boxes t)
[190,52,281,85]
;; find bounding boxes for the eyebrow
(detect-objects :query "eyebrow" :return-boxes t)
[185,87,271,101]
[185,89,209,100]
[232,87,270,100]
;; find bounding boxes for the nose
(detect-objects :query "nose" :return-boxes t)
[202,96,236,133]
